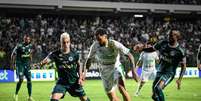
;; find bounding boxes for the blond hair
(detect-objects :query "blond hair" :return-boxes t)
[60,32,70,48]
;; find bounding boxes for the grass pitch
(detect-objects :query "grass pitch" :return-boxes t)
[0,78,201,101]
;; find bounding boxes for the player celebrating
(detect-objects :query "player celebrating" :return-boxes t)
[11,35,34,101]
[36,32,90,101]
[197,44,201,70]
[135,42,159,96]
[84,28,139,101]
[142,29,186,101]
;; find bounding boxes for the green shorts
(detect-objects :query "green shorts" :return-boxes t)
[52,83,86,98]
[16,64,31,80]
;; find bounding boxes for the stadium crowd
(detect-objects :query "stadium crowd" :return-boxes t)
[0,15,200,68]
[79,0,201,5]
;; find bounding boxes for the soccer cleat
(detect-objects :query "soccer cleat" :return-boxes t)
[135,91,140,96]
[28,97,35,101]
[13,94,18,101]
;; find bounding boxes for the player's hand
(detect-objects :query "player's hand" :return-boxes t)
[134,43,144,52]
[197,64,201,70]
[176,79,181,90]
[78,78,84,86]
[11,64,16,70]
[32,63,41,69]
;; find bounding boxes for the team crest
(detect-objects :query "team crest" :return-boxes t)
[59,54,62,57]
[68,56,73,62]
[170,51,175,56]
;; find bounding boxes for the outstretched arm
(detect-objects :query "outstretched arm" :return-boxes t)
[127,52,139,83]
[33,55,51,69]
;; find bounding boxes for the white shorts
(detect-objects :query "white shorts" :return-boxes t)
[99,64,120,93]
[141,69,156,82]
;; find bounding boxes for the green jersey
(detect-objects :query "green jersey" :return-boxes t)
[154,40,186,75]
[13,43,33,65]
[48,50,80,85]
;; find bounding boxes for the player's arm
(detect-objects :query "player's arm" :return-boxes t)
[136,52,143,68]
[142,40,164,52]
[176,57,186,90]
[77,57,85,85]
[34,52,52,68]
[127,52,140,82]
[136,60,142,69]
[11,45,18,70]
[197,44,201,70]
[113,40,139,82]
[83,42,96,80]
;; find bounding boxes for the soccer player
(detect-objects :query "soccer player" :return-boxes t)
[84,28,139,101]
[142,29,186,101]
[135,42,159,96]
[197,44,201,70]
[11,35,34,101]
[115,55,132,101]
[36,32,90,101]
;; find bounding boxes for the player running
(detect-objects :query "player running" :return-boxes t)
[84,28,139,101]
[36,32,90,101]
[135,42,159,96]
[11,34,34,101]
[142,29,186,101]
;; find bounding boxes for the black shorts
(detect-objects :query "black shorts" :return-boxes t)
[52,83,86,99]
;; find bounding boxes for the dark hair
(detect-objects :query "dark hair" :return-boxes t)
[168,29,181,39]
[95,28,107,37]
[24,34,31,38]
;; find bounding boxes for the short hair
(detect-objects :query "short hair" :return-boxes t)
[95,28,107,37]
[60,32,70,42]
[169,29,181,39]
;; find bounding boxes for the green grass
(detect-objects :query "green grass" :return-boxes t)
[0,78,201,101]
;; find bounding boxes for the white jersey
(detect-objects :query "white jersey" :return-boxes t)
[139,51,159,71]
[87,39,129,92]
[87,39,129,65]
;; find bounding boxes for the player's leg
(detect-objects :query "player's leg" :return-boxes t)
[135,80,145,96]
[24,67,34,101]
[15,65,24,95]
[14,65,24,101]
[152,76,161,101]
[118,75,131,101]
[102,78,120,101]
[107,91,120,101]
[67,83,90,101]
[152,73,174,101]
[135,70,148,96]
[50,84,66,101]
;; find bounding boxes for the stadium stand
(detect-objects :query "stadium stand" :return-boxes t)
[78,0,201,5]
[0,13,200,68]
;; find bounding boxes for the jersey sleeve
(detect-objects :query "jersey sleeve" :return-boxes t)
[87,42,97,59]
[153,40,164,50]
[75,51,80,61]
[113,40,130,55]
[138,52,144,61]
[11,45,18,55]
[154,52,159,60]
